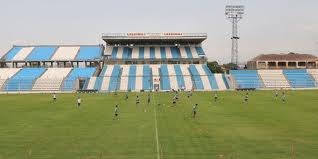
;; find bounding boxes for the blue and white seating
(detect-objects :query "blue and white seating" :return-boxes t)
[2,46,103,62]
[0,68,21,90]
[51,47,80,61]
[96,65,121,92]
[119,65,130,91]
[76,46,102,61]
[307,69,318,86]
[3,47,24,61]
[143,65,152,90]
[108,46,204,60]
[26,47,57,61]
[159,65,171,90]
[86,66,109,90]
[230,70,263,89]
[179,65,193,90]
[283,69,315,88]
[4,68,47,91]
[214,74,229,90]
[135,65,144,91]
[11,47,34,61]
[258,70,290,88]
[32,68,72,91]
[62,67,96,91]
[188,65,219,90]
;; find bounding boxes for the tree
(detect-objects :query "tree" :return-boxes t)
[207,61,224,73]
[222,63,239,74]
[223,63,238,70]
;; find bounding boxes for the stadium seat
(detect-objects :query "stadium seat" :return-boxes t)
[0,68,21,90]
[174,65,186,89]
[135,65,144,91]
[32,68,72,91]
[170,47,181,59]
[108,65,122,91]
[26,47,57,61]
[167,65,179,90]
[307,69,318,86]
[188,65,204,90]
[51,47,80,61]
[119,65,131,91]
[107,46,202,60]
[86,66,108,90]
[159,65,171,90]
[202,65,219,90]
[62,67,96,91]
[136,47,143,59]
[258,70,290,88]
[100,65,115,91]
[283,69,316,88]
[11,47,34,61]
[143,65,152,90]
[122,47,133,60]
[191,65,213,90]
[195,47,205,56]
[3,47,23,61]
[230,70,263,89]
[184,47,193,59]
[179,64,193,90]
[4,68,47,91]
[76,46,102,61]
[160,47,167,59]
[131,47,139,59]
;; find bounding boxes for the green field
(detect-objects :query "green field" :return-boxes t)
[0,90,318,159]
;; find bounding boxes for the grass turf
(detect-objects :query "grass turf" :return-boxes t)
[0,90,317,159]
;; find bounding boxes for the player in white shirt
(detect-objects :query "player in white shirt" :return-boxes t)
[52,93,57,102]
[113,105,119,120]
[77,97,81,108]
[192,104,198,118]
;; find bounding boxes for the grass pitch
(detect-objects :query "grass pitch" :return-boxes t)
[0,90,318,159]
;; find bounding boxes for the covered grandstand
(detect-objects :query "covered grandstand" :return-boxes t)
[87,33,229,92]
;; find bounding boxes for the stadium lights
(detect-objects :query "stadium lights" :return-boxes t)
[225,5,245,19]
[225,5,245,65]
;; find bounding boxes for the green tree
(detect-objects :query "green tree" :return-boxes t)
[207,61,224,73]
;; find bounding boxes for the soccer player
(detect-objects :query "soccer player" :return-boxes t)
[275,89,279,99]
[172,96,177,106]
[147,94,151,105]
[52,93,57,102]
[174,92,179,100]
[214,92,218,102]
[187,91,191,98]
[125,93,129,101]
[193,104,198,118]
[77,96,81,108]
[282,91,286,102]
[113,105,119,120]
[244,92,249,103]
[136,95,140,105]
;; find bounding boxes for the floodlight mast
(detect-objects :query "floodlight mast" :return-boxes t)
[225,5,245,65]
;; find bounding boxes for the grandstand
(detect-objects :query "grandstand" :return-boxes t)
[1,33,318,92]
[230,69,318,89]
[0,45,102,92]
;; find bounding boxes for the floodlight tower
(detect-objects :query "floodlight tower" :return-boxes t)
[225,5,245,65]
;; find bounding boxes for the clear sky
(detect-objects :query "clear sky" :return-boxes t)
[0,0,317,64]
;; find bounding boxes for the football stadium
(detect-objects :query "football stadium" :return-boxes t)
[1,1,318,159]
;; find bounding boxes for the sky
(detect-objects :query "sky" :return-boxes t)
[0,0,317,64]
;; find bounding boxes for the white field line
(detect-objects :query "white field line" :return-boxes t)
[154,94,160,159]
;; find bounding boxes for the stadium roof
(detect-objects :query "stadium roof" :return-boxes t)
[250,52,318,62]
[102,33,207,45]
